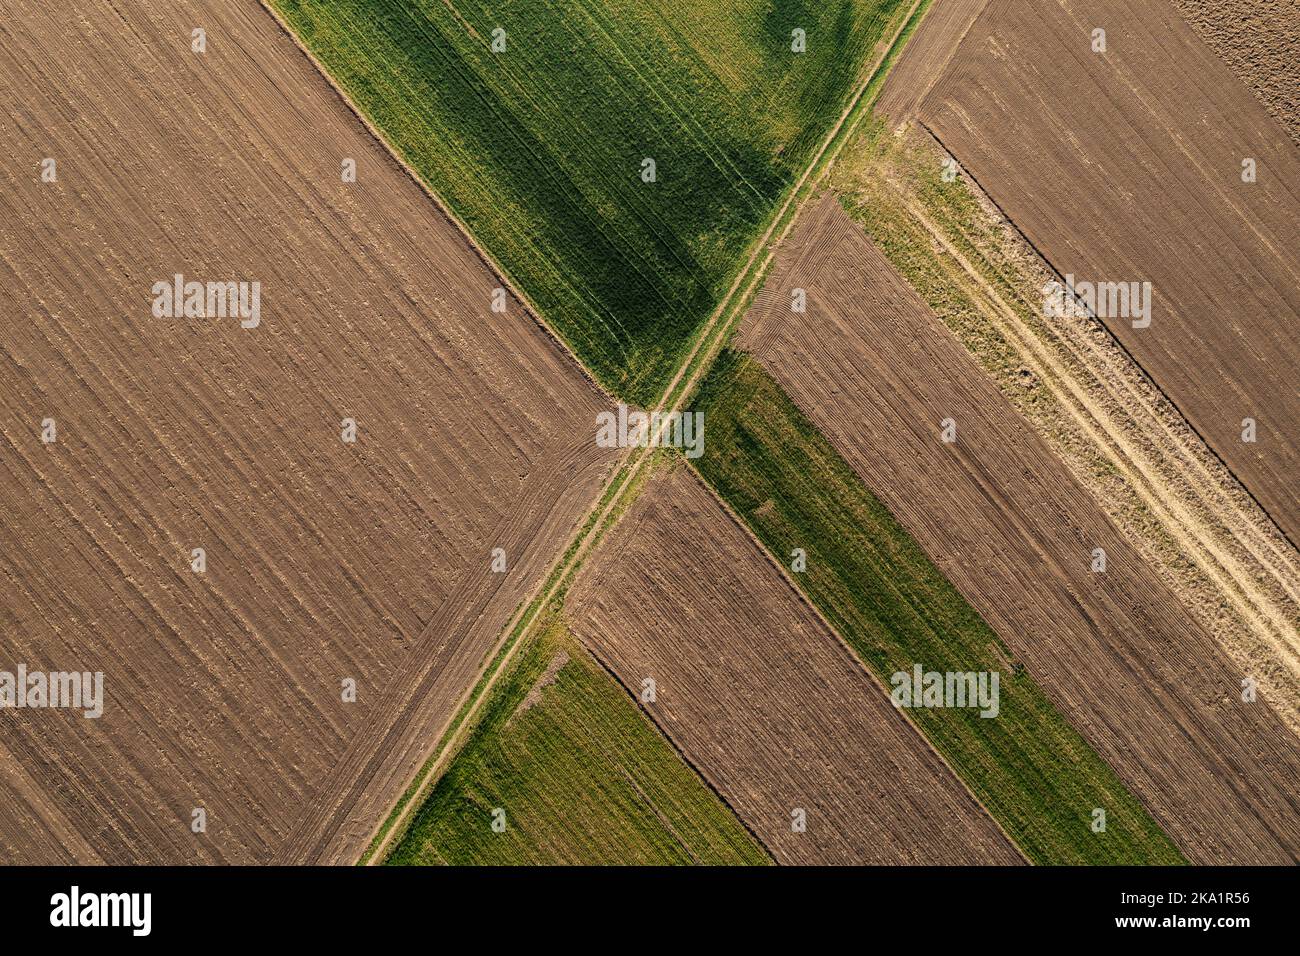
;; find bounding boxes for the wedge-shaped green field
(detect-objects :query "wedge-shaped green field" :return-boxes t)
[271,0,906,402]
[386,617,770,865]
[691,351,1185,866]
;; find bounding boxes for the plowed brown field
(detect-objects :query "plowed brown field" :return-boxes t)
[568,466,1022,865]
[0,0,615,864]
[1170,0,1300,145]
[739,195,1300,864]
[908,0,1300,544]
[874,0,990,125]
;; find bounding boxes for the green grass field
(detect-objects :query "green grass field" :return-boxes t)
[689,351,1185,865]
[276,0,1185,867]
[386,614,770,865]
[271,0,906,402]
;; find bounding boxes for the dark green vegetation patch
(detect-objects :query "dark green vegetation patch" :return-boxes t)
[272,0,905,402]
[690,351,1185,865]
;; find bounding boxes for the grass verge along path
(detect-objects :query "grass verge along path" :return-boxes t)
[690,351,1186,866]
[357,0,932,864]
[386,614,770,865]
[269,0,907,402]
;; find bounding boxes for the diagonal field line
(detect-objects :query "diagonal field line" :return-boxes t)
[358,0,934,865]
[259,0,932,864]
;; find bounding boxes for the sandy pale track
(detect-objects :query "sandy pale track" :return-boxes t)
[913,0,1300,545]
[739,195,1300,864]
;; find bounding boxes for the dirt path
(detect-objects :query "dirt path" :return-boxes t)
[917,0,1300,543]
[357,0,932,865]
[886,152,1300,724]
[0,0,611,864]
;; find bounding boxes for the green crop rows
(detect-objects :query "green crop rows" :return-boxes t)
[273,0,1188,867]
[271,0,905,402]
[387,615,769,865]
[689,351,1185,865]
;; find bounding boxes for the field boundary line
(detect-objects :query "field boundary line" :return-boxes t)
[872,138,1300,725]
[683,459,1028,862]
[650,0,932,420]
[361,449,649,864]
[581,638,779,865]
[361,0,932,865]
[912,120,1300,632]
[255,0,929,864]
[910,184,1297,630]
[256,0,608,402]
[877,0,986,125]
[918,117,1298,555]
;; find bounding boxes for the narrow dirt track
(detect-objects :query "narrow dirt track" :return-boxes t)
[358,0,932,864]
[0,0,614,864]
[740,195,1300,864]
[885,150,1300,726]
[569,466,1023,865]
[913,0,1300,544]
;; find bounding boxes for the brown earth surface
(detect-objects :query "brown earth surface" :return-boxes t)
[738,195,1300,864]
[568,465,1023,865]
[1169,0,1300,145]
[874,0,990,125]
[906,0,1300,544]
[833,123,1300,732]
[0,0,615,864]
[882,0,1300,144]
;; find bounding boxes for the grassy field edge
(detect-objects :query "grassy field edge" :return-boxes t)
[353,0,930,864]
[688,351,1187,866]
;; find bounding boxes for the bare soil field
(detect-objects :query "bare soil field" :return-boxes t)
[834,121,1300,731]
[874,0,990,124]
[909,0,1300,544]
[739,195,1300,864]
[1170,0,1300,145]
[0,0,614,864]
[568,465,1021,865]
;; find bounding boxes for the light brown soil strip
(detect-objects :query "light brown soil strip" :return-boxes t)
[568,466,1023,865]
[916,0,1300,544]
[919,126,1298,724]
[739,195,1300,864]
[0,0,613,863]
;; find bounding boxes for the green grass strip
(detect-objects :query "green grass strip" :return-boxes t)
[269,0,906,403]
[690,351,1186,865]
[386,614,771,865]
